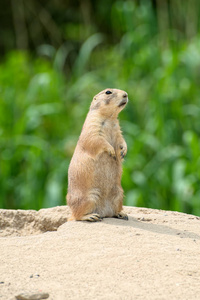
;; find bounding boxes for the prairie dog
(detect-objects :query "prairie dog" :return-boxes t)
[66,88,128,221]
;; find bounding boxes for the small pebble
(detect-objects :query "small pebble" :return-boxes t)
[30,274,40,278]
[15,291,49,300]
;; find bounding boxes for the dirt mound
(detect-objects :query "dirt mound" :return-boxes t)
[0,206,200,299]
[0,206,70,237]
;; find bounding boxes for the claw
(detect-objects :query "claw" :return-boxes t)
[114,213,129,220]
[120,151,125,159]
[82,213,102,222]
[89,216,102,222]
[109,152,116,160]
[119,144,127,159]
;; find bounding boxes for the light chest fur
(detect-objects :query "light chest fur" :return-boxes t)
[100,119,120,149]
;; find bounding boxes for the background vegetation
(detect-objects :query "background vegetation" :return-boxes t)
[1,0,200,216]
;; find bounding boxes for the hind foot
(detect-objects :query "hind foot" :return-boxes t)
[114,211,128,220]
[81,213,103,222]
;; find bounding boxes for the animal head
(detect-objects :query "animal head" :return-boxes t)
[90,88,128,117]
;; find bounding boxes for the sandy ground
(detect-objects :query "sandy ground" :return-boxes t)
[0,206,200,300]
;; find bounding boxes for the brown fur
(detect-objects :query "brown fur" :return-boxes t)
[66,88,129,221]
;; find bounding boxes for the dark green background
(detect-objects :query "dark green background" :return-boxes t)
[1,0,200,216]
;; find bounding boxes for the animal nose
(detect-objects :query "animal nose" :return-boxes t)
[123,92,128,98]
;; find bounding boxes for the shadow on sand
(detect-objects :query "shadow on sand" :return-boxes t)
[102,216,200,241]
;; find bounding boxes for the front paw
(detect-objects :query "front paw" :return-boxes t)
[119,144,127,159]
[108,147,116,160]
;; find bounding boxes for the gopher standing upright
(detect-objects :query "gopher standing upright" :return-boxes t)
[67,88,128,221]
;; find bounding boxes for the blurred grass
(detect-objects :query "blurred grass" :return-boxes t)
[1,1,200,215]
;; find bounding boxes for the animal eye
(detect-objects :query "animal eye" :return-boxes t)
[105,90,112,95]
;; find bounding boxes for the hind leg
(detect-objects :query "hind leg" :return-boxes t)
[67,190,102,222]
[68,204,102,222]
[110,186,128,220]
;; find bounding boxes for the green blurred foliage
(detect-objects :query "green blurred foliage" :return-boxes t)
[1,0,200,215]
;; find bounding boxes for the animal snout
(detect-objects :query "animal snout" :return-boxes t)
[123,92,128,98]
